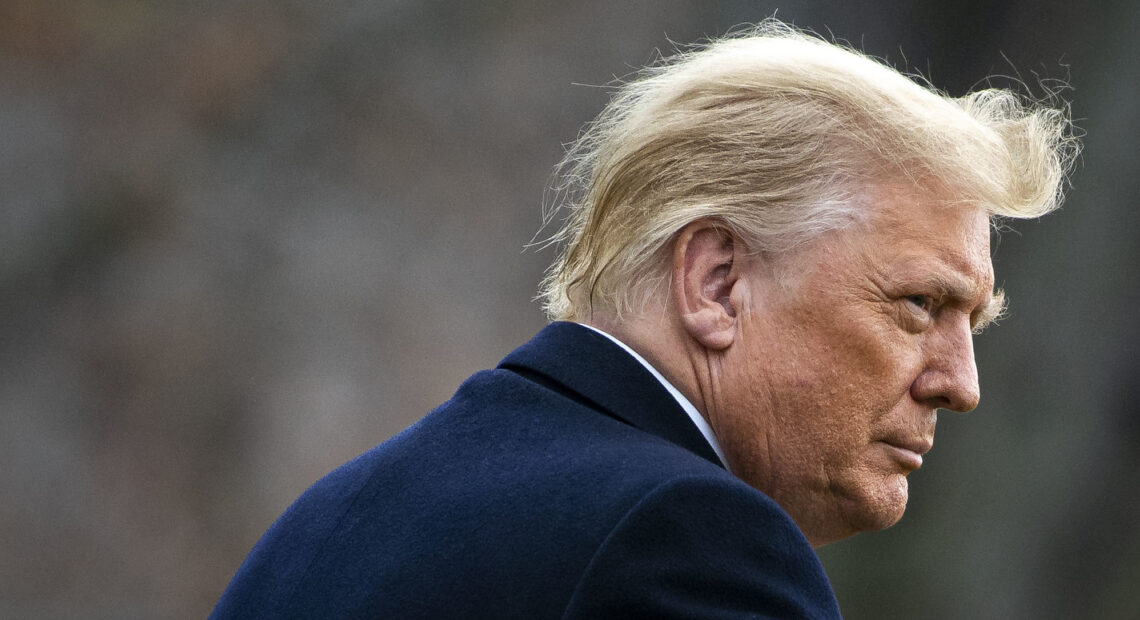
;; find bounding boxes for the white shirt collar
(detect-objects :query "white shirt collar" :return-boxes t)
[577,323,728,468]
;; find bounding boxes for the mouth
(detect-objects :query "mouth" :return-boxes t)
[880,437,933,471]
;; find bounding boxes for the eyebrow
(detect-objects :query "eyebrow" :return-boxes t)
[971,289,1006,334]
[916,270,1005,333]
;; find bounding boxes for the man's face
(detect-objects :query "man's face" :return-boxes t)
[710,184,998,547]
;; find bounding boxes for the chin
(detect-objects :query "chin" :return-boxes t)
[809,474,912,546]
[847,474,911,533]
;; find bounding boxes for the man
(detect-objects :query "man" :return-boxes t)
[213,21,1075,618]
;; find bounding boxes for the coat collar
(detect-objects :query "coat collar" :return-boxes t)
[498,321,723,468]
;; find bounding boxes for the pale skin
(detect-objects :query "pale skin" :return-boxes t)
[587,184,1003,547]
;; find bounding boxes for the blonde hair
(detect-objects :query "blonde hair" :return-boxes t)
[537,20,1078,321]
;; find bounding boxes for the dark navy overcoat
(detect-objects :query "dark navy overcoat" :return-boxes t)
[212,322,841,618]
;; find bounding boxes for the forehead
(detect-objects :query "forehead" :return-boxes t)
[849,184,995,289]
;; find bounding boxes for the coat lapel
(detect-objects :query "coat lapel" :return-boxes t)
[499,322,723,468]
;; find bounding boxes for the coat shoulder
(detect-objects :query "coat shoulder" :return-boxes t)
[212,367,836,618]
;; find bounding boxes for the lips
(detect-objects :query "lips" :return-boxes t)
[884,436,933,456]
[880,437,933,470]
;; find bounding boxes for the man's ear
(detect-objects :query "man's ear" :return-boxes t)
[672,222,740,351]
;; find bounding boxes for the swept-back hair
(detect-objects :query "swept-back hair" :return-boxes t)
[538,19,1078,321]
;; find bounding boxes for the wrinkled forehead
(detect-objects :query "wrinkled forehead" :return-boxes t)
[863,182,995,276]
[862,180,992,234]
[764,181,996,290]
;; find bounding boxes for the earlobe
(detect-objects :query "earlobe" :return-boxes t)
[672,222,740,351]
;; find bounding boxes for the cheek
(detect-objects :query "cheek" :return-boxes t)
[773,320,918,446]
[719,305,917,475]
[823,316,918,400]
[838,343,913,404]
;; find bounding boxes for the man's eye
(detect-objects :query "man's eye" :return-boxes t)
[904,295,933,313]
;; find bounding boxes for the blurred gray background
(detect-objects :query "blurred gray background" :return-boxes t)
[3,1,1137,618]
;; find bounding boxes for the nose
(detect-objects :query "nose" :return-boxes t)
[910,319,981,412]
